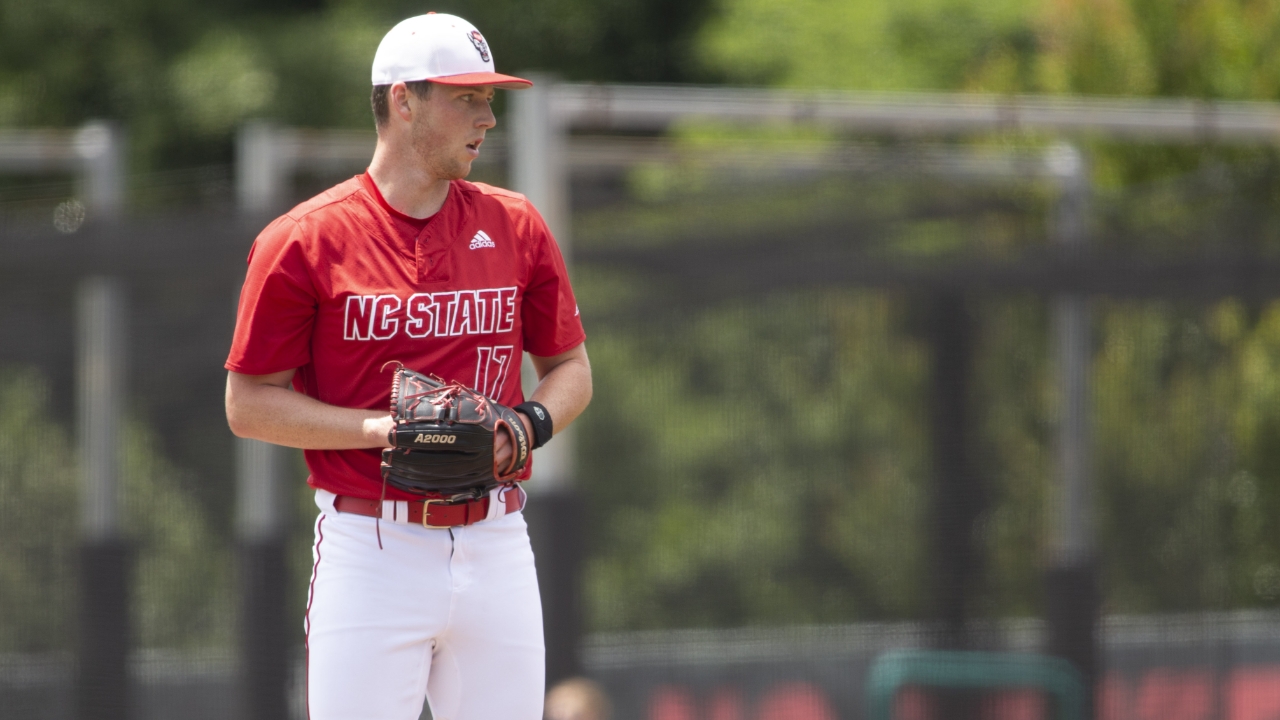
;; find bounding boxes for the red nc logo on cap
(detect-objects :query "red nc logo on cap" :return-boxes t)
[468,31,491,63]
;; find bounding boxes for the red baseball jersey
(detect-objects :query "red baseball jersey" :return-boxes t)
[226,173,585,500]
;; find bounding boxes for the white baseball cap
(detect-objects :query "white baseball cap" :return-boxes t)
[371,13,532,90]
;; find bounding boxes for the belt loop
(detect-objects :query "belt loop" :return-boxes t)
[315,488,338,514]
[485,487,504,521]
[509,485,526,513]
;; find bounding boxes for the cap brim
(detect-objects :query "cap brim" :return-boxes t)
[429,72,532,90]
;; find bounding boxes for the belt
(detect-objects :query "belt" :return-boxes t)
[333,486,525,529]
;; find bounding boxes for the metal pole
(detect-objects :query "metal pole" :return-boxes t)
[1047,143,1092,564]
[75,122,124,222]
[237,435,284,542]
[234,120,292,719]
[511,74,585,687]
[547,84,1280,142]
[1044,143,1099,718]
[235,437,289,720]
[928,292,984,720]
[237,121,286,215]
[929,293,982,648]
[512,75,576,492]
[513,75,571,261]
[78,278,125,541]
[76,276,132,720]
[74,120,130,720]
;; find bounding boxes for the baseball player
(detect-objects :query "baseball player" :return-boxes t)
[223,13,591,720]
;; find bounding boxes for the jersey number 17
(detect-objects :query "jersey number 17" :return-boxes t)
[475,345,515,398]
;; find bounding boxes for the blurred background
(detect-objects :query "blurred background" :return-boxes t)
[6,0,1280,719]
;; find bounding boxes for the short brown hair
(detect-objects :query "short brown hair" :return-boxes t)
[371,81,433,128]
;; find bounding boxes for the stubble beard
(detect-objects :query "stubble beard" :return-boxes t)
[411,115,471,181]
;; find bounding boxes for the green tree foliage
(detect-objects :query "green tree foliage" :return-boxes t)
[0,368,77,651]
[699,0,1038,91]
[573,169,1059,629]
[1035,0,1280,99]
[0,367,232,652]
[0,0,717,172]
[701,0,1280,100]
[578,290,930,630]
[571,112,1280,630]
[1093,300,1280,612]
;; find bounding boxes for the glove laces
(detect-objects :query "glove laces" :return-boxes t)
[403,379,492,423]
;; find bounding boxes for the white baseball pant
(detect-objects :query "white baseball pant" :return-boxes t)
[305,488,546,720]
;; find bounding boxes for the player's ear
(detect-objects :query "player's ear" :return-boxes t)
[389,82,414,123]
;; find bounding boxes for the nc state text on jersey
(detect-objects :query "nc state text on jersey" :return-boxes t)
[343,287,518,341]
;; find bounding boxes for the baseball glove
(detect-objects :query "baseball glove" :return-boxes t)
[380,363,530,494]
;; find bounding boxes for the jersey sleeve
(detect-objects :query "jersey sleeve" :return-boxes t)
[520,203,586,357]
[225,217,320,375]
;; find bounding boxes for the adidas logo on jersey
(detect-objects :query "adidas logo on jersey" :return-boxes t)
[469,230,495,250]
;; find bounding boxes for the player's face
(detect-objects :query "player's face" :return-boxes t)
[410,84,497,181]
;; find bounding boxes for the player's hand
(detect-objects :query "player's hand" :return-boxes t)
[495,411,535,471]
